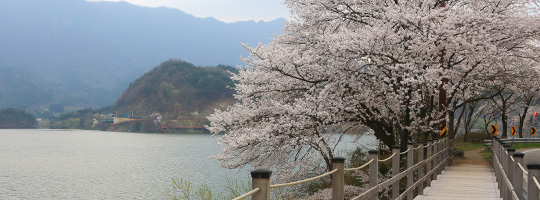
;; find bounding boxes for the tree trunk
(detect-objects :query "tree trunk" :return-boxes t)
[399,128,409,151]
[367,122,395,149]
[450,104,466,139]
[448,108,455,138]
[519,106,529,138]
[502,113,508,138]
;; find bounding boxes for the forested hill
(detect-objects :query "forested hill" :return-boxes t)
[0,108,38,129]
[0,0,282,111]
[112,60,237,128]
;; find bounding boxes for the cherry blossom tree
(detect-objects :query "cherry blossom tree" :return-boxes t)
[472,58,540,138]
[207,0,540,182]
[512,65,540,137]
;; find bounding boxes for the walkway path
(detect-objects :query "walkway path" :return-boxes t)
[414,148,502,200]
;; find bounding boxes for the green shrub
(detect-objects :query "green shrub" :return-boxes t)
[167,178,251,200]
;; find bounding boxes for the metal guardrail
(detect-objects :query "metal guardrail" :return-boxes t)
[490,136,540,200]
[484,138,540,146]
[233,139,454,200]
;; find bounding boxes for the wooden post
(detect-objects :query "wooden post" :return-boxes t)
[442,137,447,170]
[500,142,508,165]
[331,157,345,200]
[448,138,453,166]
[426,140,433,187]
[513,152,525,200]
[442,138,446,168]
[506,148,515,200]
[501,144,510,198]
[391,145,400,199]
[432,139,439,181]
[493,138,502,190]
[437,139,443,175]
[407,142,414,200]
[250,169,272,200]
[492,137,498,185]
[369,150,379,200]
[502,145,510,175]
[418,142,425,195]
[527,164,540,200]
[507,148,515,183]
[494,139,501,187]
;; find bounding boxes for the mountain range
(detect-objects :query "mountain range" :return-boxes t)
[0,0,283,112]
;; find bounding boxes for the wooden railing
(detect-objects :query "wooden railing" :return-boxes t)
[491,136,540,200]
[233,138,454,200]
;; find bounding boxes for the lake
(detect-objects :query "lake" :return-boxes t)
[0,129,375,199]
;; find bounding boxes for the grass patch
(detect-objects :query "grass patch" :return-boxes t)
[480,150,492,165]
[510,143,540,149]
[453,141,484,151]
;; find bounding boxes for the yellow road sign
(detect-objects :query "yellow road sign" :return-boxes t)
[440,123,447,137]
[512,127,516,135]
[532,127,537,135]
[491,125,497,135]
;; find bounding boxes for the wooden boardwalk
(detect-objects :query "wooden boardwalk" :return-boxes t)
[415,164,502,200]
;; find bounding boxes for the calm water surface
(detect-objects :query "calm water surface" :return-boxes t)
[0,129,374,199]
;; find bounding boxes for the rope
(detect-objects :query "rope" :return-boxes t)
[269,169,338,188]
[232,188,260,200]
[518,163,528,176]
[379,152,396,162]
[400,148,411,155]
[534,176,540,190]
[345,159,374,171]
[414,145,424,150]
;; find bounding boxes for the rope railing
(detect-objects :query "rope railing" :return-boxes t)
[344,152,395,172]
[232,137,454,200]
[399,148,410,155]
[345,159,373,171]
[232,188,261,200]
[351,143,451,200]
[269,169,338,188]
[378,152,396,162]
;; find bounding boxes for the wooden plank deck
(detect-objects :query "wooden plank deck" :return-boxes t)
[415,164,502,200]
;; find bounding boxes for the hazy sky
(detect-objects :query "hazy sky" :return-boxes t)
[87,0,290,23]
